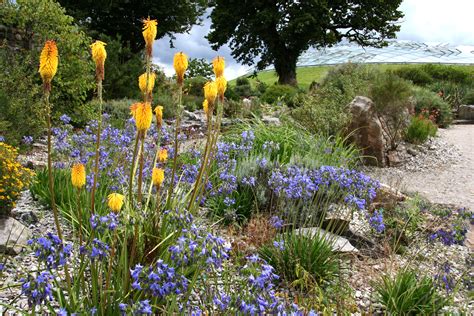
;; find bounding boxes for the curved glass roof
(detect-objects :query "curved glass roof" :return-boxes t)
[296,40,474,66]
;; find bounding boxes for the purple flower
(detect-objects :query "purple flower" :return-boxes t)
[28,233,72,269]
[21,271,54,307]
[368,210,385,233]
[270,216,284,229]
[59,114,71,124]
[22,135,33,144]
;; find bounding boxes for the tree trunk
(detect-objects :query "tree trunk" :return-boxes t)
[275,57,298,86]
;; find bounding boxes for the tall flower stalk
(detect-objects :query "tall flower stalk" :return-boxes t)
[167,52,188,206]
[90,40,107,214]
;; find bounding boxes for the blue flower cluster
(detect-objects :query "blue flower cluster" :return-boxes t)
[434,262,455,295]
[21,271,54,307]
[28,233,72,269]
[90,212,119,232]
[368,210,385,233]
[80,238,110,261]
[130,261,189,298]
[268,165,378,210]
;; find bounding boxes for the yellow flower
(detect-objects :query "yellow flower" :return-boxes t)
[203,99,209,116]
[212,56,225,78]
[173,52,188,84]
[142,18,158,57]
[216,76,227,99]
[90,40,107,80]
[107,193,124,212]
[138,72,156,95]
[71,163,86,189]
[154,105,163,128]
[38,40,58,91]
[204,81,218,105]
[158,148,168,163]
[152,168,165,187]
[134,102,153,131]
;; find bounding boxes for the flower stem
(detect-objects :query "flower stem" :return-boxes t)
[90,79,103,214]
[166,86,183,206]
[76,188,83,245]
[128,131,141,205]
[137,132,146,203]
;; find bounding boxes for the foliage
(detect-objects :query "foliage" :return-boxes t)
[0,142,34,215]
[421,64,472,85]
[405,116,437,144]
[290,63,376,135]
[462,89,474,105]
[208,0,403,85]
[375,269,448,315]
[260,84,298,106]
[187,58,213,79]
[393,66,433,86]
[259,232,339,287]
[412,87,452,127]
[224,98,262,119]
[102,99,137,129]
[370,72,413,150]
[57,0,207,53]
[1,0,95,131]
[184,76,207,98]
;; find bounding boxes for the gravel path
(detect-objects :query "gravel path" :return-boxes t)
[367,124,474,248]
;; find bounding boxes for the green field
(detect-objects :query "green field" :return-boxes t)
[231,64,474,89]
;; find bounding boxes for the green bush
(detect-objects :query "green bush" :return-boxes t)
[184,76,207,97]
[103,98,136,128]
[291,63,377,135]
[422,64,472,85]
[260,84,298,105]
[370,72,413,150]
[463,89,474,105]
[393,67,433,86]
[405,116,437,144]
[412,87,452,127]
[1,0,95,142]
[259,232,340,287]
[375,269,447,315]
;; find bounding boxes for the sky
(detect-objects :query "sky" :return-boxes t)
[153,0,474,80]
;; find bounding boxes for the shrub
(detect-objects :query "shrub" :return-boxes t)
[375,269,448,315]
[0,142,35,215]
[421,64,471,85]
[234,77,256,98]
[462,89,474,105]
[184,76,207,97]
[412,87,452,127]
[259,232,339,287]
[370,72,413,150]
[103,99,137,128]
[260,84,298,105]
[393,67,433,86]
[405,116,437,144]
[1,0,95,142]
[291,63,377,135]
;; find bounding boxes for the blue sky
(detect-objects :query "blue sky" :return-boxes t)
[152,0,474,79]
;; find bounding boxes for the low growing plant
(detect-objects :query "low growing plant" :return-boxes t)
[405,115,437,144]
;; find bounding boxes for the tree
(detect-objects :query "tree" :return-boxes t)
[187,58,214,79]
[57,0,208,53]
[208,0,403,86]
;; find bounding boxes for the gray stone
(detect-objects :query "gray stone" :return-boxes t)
[294,227,358,253]
[0,217,31,255]
[262,116,281,126]
[348,96,386,167]
[458,105,474,120]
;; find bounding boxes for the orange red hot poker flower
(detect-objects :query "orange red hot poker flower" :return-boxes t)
[38,40,58,91]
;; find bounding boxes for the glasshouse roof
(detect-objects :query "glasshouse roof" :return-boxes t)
[296,40,474,66]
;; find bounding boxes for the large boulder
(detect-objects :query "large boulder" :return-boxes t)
[294,227,358,253]
[348,96,386,166]
[458,105,474,120]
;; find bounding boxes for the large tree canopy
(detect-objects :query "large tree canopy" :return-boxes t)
[58,0,208,53]
[208,0,404,85]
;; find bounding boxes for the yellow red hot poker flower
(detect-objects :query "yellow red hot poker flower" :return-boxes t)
[154,105,163,129]
[173,52,188,85]
[90,40,107,80]
[132,102,153,132]
[204,81,218,106]
[152,168,165,187]
[39,40,59,91]
[138,72,156,95]
[71,163,86,189]
[212,56,225,78]
[216,76,227,100]
[158,148,168,163]
[107,193,124,212]
[142,18,157,57]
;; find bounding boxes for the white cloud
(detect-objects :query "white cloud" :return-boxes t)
[152,1,474,80]
[397,0,474,44]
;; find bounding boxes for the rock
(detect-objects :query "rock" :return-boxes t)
[262,116,281,126]
[348,96,386,167]
[407,147,418,156]
[387,150,404,167]
[0,217,31,255]
[373,183,407,205]
[458,105,474,120]
[294,227,358,253]
[18,211,39,225]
